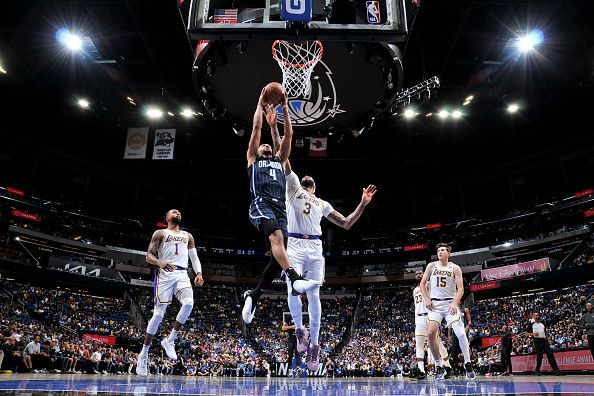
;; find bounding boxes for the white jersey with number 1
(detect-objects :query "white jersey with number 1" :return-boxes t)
[158,229,189,268]
[285,172,334,236]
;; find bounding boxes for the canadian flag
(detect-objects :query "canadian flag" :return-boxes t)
[309,137,327,157]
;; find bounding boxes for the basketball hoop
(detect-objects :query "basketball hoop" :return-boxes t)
[271,40,324,98]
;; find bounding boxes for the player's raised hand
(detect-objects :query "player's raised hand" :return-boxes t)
[194,273,204,287]
[264,104,277,127]
[361,184,377,206]
[280,90,289,108]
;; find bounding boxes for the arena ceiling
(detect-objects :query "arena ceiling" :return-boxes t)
[0,0,593,226]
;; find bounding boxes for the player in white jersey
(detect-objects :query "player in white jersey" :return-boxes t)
[267,108,377,371]
[266,111,377,371]
[420,243,475,380]
[413,270,451,380]
[136,209,204,376]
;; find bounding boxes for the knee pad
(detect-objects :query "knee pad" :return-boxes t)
[176,288,194,324]
[146,303,168,335]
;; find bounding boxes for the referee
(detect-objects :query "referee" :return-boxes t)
[525,313,562,376]
[579,301,594,360]
[282,319,301,377]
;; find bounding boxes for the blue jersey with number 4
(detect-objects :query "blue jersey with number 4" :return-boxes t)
[248,156,286,204]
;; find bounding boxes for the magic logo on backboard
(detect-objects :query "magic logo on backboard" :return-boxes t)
[276,59,346,127]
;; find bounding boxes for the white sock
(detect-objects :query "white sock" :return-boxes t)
[167,329,178,342]
[418,361,425,373]
[141,344,149,355]
[435,359,443,367]
[443,359,451,368]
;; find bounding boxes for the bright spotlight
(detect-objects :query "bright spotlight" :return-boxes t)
[146,108,163,119]
[517,29,544,53]
[403,108,416,119]
[167,112,175,117]
[57,29,82,51]
[507,103,520,113]
[438,110,449,119]
[503,242,512,247]
[451,110,462,119]
[181,108,194,118]
[77,99,90,109]
[0,63,6,74]
[465,95,474,102]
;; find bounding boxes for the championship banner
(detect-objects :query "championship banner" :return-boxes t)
[481,336,502,348]
[124,127,149,159]
[480,258,550,282]
[152,129,176,160]
[82,334,116,345]
[511,349,594,371]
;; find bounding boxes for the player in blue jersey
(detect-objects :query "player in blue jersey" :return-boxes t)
[242,87,319,324]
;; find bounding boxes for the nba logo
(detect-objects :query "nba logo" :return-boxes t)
[366,1,380,24]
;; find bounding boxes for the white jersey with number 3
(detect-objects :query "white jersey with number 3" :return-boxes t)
[158,229,189,268]
[413,286,428,316]
[429,262,457,300]
[285,172,334,236]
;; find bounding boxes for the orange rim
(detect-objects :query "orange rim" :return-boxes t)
[271,40,324,68]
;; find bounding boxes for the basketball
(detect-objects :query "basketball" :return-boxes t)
[262,82,285,105]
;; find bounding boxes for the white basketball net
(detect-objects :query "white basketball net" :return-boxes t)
[272,40,324,98]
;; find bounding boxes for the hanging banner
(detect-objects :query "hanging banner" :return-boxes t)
[309,137,327,157]
[124,127,149,159]
[480,258,550,282]
[152,129,176,160]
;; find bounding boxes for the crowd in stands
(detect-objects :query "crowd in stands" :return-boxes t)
[3,275,594,377]
[472,284,594,355]
[335,288,414,377]
[5,281,130,336]
[246,293,356,364]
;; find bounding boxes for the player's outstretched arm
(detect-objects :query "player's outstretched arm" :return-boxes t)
[420,263,434,310]
[265,104,282,155]
[277,92,292,166]
[247,88,266,166]
[146,230,175,271]
[325,185,377,230]
[188,233,204,286]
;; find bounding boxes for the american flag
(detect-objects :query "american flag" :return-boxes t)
[214,9,238,23]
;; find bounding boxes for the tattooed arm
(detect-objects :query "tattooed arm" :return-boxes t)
[265,104,282,155]
[325,185,378,230]
[146,230,175,271]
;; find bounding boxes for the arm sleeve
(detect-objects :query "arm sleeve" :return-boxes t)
[189,248,202,274]
[286,171,301,201]
[322,200,335,217]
